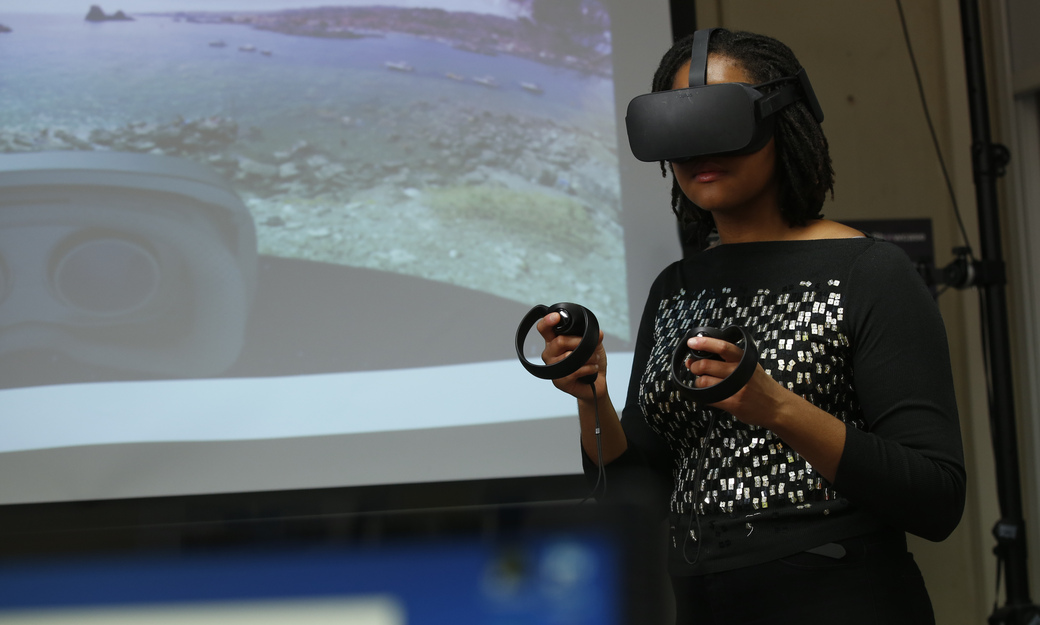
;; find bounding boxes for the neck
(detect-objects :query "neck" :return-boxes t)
[714,217,865,245]
[713,206,795,245]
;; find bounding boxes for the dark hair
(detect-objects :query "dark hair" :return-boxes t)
[651,29,835,250]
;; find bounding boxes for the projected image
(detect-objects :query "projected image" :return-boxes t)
[0,0,669,503]
[0,0,628,347]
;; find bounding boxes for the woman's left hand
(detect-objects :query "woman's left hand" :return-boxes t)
[684,334,846,482]
[683,335,787,429]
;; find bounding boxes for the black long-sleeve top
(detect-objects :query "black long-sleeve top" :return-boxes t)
[585,237,966,576]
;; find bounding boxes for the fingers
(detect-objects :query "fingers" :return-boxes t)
[687,335,744,362]
[685,358,732,383]
[693,372,723,389]
[537,312,590,365]
[536,312,566,364]
[536,313,605,399]
[551,354,603,400]
[684,336,740,380]
[552,358,601,387]
[541,337,585,366]
[535,312,561,343]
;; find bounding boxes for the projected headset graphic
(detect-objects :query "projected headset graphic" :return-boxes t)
[0,151,256,378]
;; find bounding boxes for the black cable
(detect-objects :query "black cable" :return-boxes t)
[681,412,716,566]
[580,381,607,504]
[894,0,976,259]
[977,293,1007,610]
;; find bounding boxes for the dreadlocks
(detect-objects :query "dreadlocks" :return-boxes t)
[651,29,835,251]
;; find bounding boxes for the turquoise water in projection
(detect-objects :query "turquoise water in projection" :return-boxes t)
[0,11,630,337]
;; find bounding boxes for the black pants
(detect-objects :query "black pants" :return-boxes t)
[671,531,935,625]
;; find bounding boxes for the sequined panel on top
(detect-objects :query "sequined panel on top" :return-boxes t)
[638,281,866,520]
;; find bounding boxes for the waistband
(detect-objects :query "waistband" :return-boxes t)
[801,527,908,561]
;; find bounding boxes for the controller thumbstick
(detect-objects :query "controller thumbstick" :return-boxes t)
[554,309,573,334]
[690,330,725,361]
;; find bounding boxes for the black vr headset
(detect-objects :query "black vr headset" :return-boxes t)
[626,28,825,163]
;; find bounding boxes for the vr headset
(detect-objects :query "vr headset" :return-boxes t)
[626,28,825,163]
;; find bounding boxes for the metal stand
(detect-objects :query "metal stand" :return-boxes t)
[953,1,1040,622]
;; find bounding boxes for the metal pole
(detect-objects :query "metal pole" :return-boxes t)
[956,1,1040,622]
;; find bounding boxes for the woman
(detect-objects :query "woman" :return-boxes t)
[537,29,965,624]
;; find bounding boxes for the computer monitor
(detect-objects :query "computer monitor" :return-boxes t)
[0,500,668,625]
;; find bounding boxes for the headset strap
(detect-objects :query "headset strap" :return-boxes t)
[756,80,802,119]
[689,28,719,87]
[755,69,826,123]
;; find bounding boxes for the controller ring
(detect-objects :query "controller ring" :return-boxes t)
[670,325,759,404]
[515,302,599,384]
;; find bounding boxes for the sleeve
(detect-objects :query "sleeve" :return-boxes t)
[581,267,676,518]
[831,241,967,541]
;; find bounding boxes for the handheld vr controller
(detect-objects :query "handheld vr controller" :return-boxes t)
[515,302,599,385]
[671,325,759,404]
[625,28,825,163]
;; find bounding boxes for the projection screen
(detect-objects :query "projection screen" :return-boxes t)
[0,0,680,505]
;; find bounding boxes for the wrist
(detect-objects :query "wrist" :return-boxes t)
[578,388,607,409]
[762,387,805,435]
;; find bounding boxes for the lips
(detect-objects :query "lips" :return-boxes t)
[688,160,726,182]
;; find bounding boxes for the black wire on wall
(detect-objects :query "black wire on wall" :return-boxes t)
[670,0,698,41]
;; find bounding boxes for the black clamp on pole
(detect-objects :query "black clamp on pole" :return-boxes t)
[941,247,1007,289]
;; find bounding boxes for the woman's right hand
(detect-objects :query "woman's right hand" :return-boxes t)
[536,311,607,402]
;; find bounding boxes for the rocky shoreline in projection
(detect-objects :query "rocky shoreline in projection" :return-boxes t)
[160,3,612,77]
[0,97,628,337]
